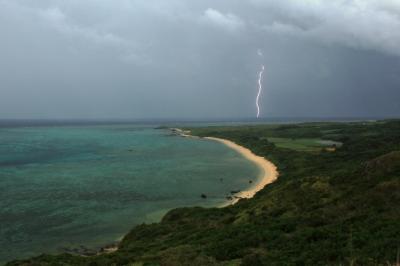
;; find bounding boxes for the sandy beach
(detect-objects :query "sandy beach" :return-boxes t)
[204,137,279,206]
[171,128,279,205]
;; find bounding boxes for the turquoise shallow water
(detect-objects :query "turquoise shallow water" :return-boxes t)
[0,125,259,263]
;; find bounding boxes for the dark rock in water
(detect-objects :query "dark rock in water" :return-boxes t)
[59,247,74,253]
[201,193,207,199]
[128,149,134,152]
[226,196,233,200]
[230,190,241,194]
[249,180,253,184]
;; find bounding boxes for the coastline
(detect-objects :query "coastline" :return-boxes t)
[204,137,279,206]
[61,129,279,258]
[10,121,399,265]
[171,128,279,206]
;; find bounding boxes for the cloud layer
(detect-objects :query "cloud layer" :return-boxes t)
[254,0,400,56]
[0,0,399,119]
[201,8,245,32]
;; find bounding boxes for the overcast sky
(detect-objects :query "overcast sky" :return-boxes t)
[1,0,399,119]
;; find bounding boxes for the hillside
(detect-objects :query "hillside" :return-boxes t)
[7,120,400,266]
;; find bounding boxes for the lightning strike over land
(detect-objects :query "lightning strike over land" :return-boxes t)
[256,64,265,118]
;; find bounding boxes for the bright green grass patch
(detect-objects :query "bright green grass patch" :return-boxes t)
[267,137,335,151]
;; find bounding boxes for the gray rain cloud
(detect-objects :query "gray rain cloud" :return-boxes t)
[1,0,399,119]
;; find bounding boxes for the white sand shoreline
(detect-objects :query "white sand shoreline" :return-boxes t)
[204,137,279,206]
[171,128,279,205]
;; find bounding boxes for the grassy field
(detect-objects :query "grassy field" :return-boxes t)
[7,120,400,266]
[265,137,335,151]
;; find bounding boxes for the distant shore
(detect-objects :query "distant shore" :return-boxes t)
[204,137,279,206]
[171,128,279,205]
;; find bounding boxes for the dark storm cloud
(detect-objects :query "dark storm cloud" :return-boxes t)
[0,0,399,119]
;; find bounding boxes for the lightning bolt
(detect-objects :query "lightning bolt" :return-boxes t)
[256,64,265,118]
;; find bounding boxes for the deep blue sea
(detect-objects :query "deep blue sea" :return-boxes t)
[0,124,259,263]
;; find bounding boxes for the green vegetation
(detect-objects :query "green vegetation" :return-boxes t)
[265,137,339,152]
[7,120,400,266]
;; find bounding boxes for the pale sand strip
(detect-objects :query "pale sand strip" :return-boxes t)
[204,137,279,206]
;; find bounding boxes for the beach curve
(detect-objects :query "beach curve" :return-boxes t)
[204,137,279,206]
[97,132,278,255]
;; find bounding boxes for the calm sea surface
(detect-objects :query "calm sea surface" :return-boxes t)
[0,125,258,263]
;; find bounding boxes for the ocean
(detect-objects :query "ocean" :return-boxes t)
[0,123,259,263]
